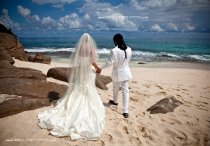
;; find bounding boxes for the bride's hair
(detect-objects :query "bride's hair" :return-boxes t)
[113,33,127,59]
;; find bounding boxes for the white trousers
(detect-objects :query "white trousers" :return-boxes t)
[113,80,129,113]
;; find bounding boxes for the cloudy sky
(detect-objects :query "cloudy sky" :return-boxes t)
[0,0,210,37]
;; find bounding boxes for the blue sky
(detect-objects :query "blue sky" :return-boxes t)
[0,0,210,37]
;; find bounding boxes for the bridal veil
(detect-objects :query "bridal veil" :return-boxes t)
[38,33,105,140]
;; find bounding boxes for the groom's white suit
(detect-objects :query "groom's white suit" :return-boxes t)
[101,46,132,113]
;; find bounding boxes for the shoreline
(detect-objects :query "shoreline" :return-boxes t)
[130,61,210,70]
[50,58,210,70]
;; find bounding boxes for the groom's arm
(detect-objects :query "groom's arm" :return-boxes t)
[101,50,114,69]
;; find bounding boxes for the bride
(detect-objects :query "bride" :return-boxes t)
[38,33,105,140]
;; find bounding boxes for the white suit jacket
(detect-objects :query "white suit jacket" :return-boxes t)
[101,46,132,82]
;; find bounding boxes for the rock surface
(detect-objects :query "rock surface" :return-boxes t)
[47,67,112,90]
[0,78,67,118]
[0,32,28,61]
[138,61,146,64]
[0,94,47,118]
[0,24,51,64]
[31,53,51,64]
[0,48,15,64]
[0,24,64,118]
[47,67,70,82]
[0,60,14,68]
[95,74,112,90]
[147,96,183,114]
[0,67,46,80]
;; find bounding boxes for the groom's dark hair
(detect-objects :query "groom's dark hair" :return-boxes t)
[113,33,127,59]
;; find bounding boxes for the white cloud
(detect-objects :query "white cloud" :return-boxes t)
[144,0,177,8]
[17,5,40,24]
[32,0,76,8]
[181,0,210,5]
[98,12,138,31]
[83,14,90,21]
[12,0,209,33]
[130,0,210,10]
[32,15,40,22]
[59,13,81,28]
[80,1,138,31]
[127,0,210,32]
[185,23,195,31]
[2,9,8,15]
[0,9,21,30]
[42,16,57,28]
[17,5,31,17]
[167,22,178,31]
[130,0,146,10]
[151,24,165,32]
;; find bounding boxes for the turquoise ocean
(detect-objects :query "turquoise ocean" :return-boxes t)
[20,32,210,63]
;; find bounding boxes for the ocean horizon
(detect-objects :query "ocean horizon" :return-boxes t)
[20,32,210,64]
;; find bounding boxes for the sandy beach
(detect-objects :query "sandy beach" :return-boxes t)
[0,59,210,146]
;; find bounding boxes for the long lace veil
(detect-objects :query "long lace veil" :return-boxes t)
[57,33,98,105]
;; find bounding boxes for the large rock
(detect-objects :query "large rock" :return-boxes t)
[0,60,14,68]
[0,78,67,118]
[147,96,183,114]
[95,74,112,90]
[0,48,15,64]
[0,32,28,61]
[0,94,48,118]
[0,67,46,80]
[47,67,112,90]
[47,67,69,82]
[31,53,51,64]
[0,78,67,99]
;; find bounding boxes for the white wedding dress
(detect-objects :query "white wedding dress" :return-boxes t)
[38,33,105,140]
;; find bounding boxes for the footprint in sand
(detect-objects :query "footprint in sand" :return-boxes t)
[181,88,189,91]
[123,126,129,134]
[189,85,196,88]
[203,86,210,89]
[207,118,210,124]
[176,94,182,97]
[164,129,178,139]
[143,83,151,88]
[136,125,143,132]
[156,91,167,95]
[161,117,166,122]
[197,101,208,105]
[94,140,105,146]
[176,130,188,142]
[142,131,153,140]
[197,107,208,111]
[195,101,208,108]
[132,81,138,84]
[168,117,182,125]
[136,126,153,140]
[103,134,113,142]
[200,96,210,99]
[130,96,139,102]
[155,85,164,90]
[130,137,142,145]
[174,88,181,91]
[186,120,198,126]
[183,104,191,107]
[183,114,190,117]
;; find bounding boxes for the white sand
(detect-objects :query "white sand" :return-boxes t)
[0,59,210,146]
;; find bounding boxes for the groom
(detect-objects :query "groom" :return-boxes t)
[100,34,132,118]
